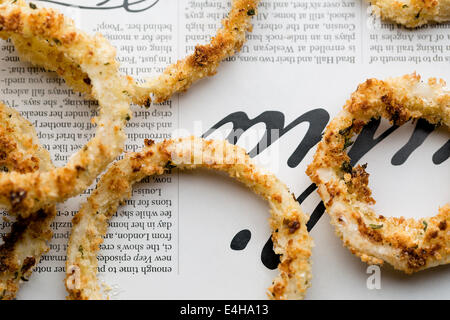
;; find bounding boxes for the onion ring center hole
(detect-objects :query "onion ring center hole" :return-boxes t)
[351,118,449,219]
[98,170,274,298]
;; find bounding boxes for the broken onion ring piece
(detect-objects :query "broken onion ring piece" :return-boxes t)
[307,74,449,273]
[66,137,312,300]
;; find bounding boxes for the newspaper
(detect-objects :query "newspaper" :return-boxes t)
[0,0,449,299]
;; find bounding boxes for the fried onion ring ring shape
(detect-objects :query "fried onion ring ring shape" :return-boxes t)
[368,0,450,28]
[0,0,133,216]
[66,137,312,300]
[133,0,260,105]
[0,103,56,300]
[307,74,449,273]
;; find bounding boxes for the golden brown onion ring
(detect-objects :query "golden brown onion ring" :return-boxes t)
[0,0,133,217]
[368,0,450,28]
[66,137,312,300]
[0,102,56,300]
[4,0,259,106]
[307,74,449,273]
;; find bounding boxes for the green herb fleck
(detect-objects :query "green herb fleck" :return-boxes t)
[423,221,428,232]
[343,137,354,150]
[29,2,37,9]
[402,4,408,8]
[339,124,353,136]
[415,10,421,19]
[125,114,131,121]
[369,224,383,230]
[247,8,256,16]
[341,161,352,174]
[78,245,84,257]
[165,161,176,170]
[53,38,61,45]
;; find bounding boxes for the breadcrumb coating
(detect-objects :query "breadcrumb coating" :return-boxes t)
[307,74,449,273]
[66,137,312,300]
[369,0,450,27]
[0,103,56,300]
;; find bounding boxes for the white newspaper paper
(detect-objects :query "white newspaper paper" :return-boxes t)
[0,0,449,299]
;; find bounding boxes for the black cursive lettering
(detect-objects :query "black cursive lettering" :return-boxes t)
[209,111,448,269]
[37,0,159,12]
[433,140,450,164]
[391,119,434,166]
[203,109,330,167]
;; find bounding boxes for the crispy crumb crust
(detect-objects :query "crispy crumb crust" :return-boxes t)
[4,0,259,106]
[0,102,56,300]
[66,137,312,300]
[369,0,450,28]
[133,0,260,104]
[306,74,449,273]
[0,0,133,216]
[0,102,51,174]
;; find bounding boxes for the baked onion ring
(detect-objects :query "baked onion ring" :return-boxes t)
[368,0,450,28]
[66,137,312,300]
[0,102,56,300]
[4,0,260,106]
[306,74,449,273]
[0,0,133,216]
